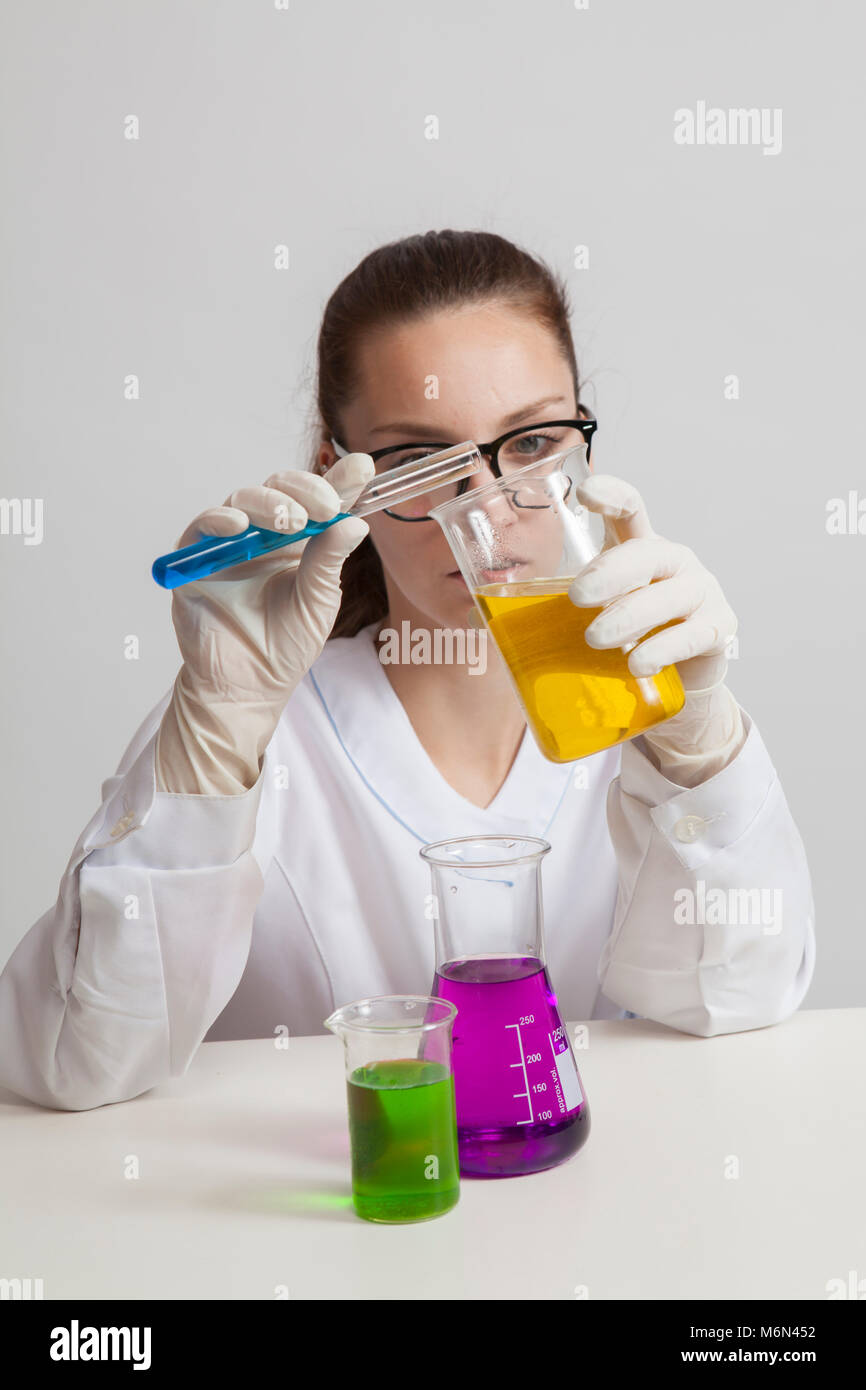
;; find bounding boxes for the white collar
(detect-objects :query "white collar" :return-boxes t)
[305,621,579,845]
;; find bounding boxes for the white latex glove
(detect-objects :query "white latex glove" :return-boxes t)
[156,453,375,795]
[569,474,745,788]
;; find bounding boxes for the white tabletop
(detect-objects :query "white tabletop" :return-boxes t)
[1,1008,863,1300]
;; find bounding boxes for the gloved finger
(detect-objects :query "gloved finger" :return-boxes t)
[261,469,346,523]
[625,616,729,677]
[261,455,374,524]
[277,516,370,642]
[303,512,370,562]
[570,537,694,605]
[670,650,731,692]
[175,505,251,550]
[223,485,309,534]
[297,511,369,578]
[583,572,703,649]
[321,452,376,509]
[575,474,657,543]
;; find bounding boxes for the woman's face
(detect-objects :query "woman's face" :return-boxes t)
[325,299,581,628]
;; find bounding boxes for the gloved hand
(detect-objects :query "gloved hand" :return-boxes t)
[156,453,375,796]
[568,474,745,788]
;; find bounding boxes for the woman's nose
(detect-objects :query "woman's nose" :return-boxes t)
[463,456,518,526]
[463,453,498,490]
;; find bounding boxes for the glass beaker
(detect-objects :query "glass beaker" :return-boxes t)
[429,444,686,762]
[323,995,460,1223]
[420,835,591,1178]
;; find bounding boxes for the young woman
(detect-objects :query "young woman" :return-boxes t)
[0,231,815,1110]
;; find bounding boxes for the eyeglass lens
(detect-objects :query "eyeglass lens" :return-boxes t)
[381,424,587,519]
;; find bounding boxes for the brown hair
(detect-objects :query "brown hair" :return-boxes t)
[309,229,584,638]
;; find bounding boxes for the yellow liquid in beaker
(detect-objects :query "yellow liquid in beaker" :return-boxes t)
[475,577,686,762]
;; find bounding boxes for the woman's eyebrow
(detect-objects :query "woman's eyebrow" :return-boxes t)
[368,395,570,440]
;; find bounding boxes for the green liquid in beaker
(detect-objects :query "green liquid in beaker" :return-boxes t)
[347,1058,460,1223]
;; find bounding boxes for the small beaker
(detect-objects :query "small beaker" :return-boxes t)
[323,995,460,1223]
[430,444,686,762]
[420,835,591,1178]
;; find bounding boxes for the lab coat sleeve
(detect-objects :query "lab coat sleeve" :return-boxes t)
[0,690,266,1111]
[596,705,816,1036]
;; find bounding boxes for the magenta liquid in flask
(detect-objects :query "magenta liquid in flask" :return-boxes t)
[420,836,591,1178]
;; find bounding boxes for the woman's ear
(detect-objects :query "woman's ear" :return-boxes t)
[316,440,336,475]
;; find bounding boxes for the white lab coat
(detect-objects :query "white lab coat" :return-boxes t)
[0,621,815,1111]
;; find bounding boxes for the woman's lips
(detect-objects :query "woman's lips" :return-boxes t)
[447,560,527,584]
[478,562,525,583]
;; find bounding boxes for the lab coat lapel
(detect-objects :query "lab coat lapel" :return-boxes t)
[307,624,576,843]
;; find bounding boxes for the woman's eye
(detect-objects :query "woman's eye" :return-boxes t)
[515,433,553,454]
[379,449,439,472]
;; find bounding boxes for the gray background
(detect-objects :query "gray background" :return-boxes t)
[1,0,862,1005]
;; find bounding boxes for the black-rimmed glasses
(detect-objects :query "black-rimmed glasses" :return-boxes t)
[329,414,597,520]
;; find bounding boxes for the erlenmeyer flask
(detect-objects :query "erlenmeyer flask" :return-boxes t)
[420,836,591,1178]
